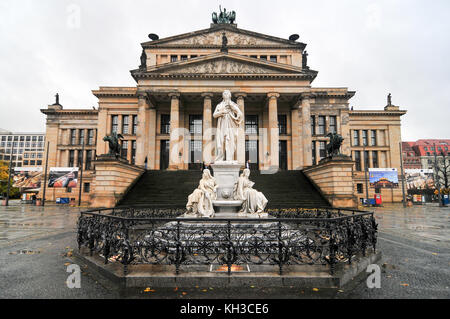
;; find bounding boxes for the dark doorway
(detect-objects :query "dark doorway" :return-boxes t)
[189,140,203,170]
[245,140,259,170]
[160,140,169,170]
[279,140,287,170]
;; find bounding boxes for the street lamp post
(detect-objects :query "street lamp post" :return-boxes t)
[78,140,85,207]
[5,143,15,206]
[399,142,407,207]
[363,145,369,206]
[42,141,50,207]
[433,143,443,207]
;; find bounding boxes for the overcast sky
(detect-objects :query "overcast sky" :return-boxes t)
[0,0,448,140]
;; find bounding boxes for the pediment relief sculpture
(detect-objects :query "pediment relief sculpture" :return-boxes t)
[166,31,284,47]
[159,59,291,74]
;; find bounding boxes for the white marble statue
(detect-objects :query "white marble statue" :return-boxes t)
[234,169,268,215]
[186,169,218,217]
[213,90,243,162]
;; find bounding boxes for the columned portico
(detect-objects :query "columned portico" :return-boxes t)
[168,92,181,170]
[267,92,280,170]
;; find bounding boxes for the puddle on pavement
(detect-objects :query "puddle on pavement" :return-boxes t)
[9,249,41,255]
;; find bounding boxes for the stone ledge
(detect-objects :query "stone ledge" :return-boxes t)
[73,250,381,289]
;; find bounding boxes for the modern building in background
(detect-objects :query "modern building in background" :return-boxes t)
[0,130,45,167]
[39,15,407,205]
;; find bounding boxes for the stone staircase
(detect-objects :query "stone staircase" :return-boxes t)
[117,170,330,208]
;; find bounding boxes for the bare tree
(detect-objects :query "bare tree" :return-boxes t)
[435,151,450,189]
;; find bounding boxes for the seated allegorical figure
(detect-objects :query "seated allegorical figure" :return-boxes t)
[233,169,268,214]
[186,169,218,218]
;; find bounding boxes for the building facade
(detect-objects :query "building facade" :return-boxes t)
[39,18,406,205]
[0,130,45,168]
[403,139,450,188]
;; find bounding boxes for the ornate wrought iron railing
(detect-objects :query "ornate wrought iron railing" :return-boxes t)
[77,207,377,276]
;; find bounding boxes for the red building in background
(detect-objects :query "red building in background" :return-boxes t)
[402,139,450,170]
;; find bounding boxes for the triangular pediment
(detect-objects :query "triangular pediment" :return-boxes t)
[143,53,306,75]
[142,25,304,48]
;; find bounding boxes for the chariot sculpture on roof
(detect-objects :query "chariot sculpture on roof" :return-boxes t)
[212,6,236,24]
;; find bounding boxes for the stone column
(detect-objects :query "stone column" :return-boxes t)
[267,93,280,170]
[291,104,302,169]
[168,93,180,170]
[201,93,213,165]
[301,93,313,167]
[235,92,247,166]
[136,93,149,166]
[147,102,157,169]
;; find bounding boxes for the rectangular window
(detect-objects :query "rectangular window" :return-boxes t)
[180,55,188,60]
[85,150,92,170]
[319,141,326,159]
[312,142,316,165]
[260,55,267,60]
[311,116,316,136]
[364,150,370,169]
[189,115,203,135]
[122,140,128,159]
[70,129,77,145]
[68,150,75,167]
[67,187,72,193]
[84,183,90,193]
[318,116,326,135]
[370,130,377,146]
[77,150,83,168]
[250,55,257,59]
[372,151,378,168]
[245,115,258,135]
[161,114,170,134]
[329,116,337,134]
[270,55,277,62]
[170,55,178,62]
[357,184,363,194]
[26,136,31,141]
[190,55,198,59]
[353,130,360,146]
[36,160,42,166]
[79,129,85,145]
[122,115,129,134]
[88,129,94,145]
[354,151,361,171]
[111,115,119,134]
[131,141,136,165]
[362,130,368,146]
[132,115,138,135]
[23,160,28,165]
[278,115,287,135]
[38,136,44,141]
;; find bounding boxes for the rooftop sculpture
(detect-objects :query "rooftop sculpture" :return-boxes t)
[212,6,236,24]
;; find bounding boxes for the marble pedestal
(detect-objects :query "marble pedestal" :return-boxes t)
[211,161,242,215]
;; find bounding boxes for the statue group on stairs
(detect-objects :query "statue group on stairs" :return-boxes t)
[185,90,268,218]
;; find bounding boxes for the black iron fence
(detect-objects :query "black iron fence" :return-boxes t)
[77,207,377,276]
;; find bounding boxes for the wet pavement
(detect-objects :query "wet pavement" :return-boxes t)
[0,201,449,299]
